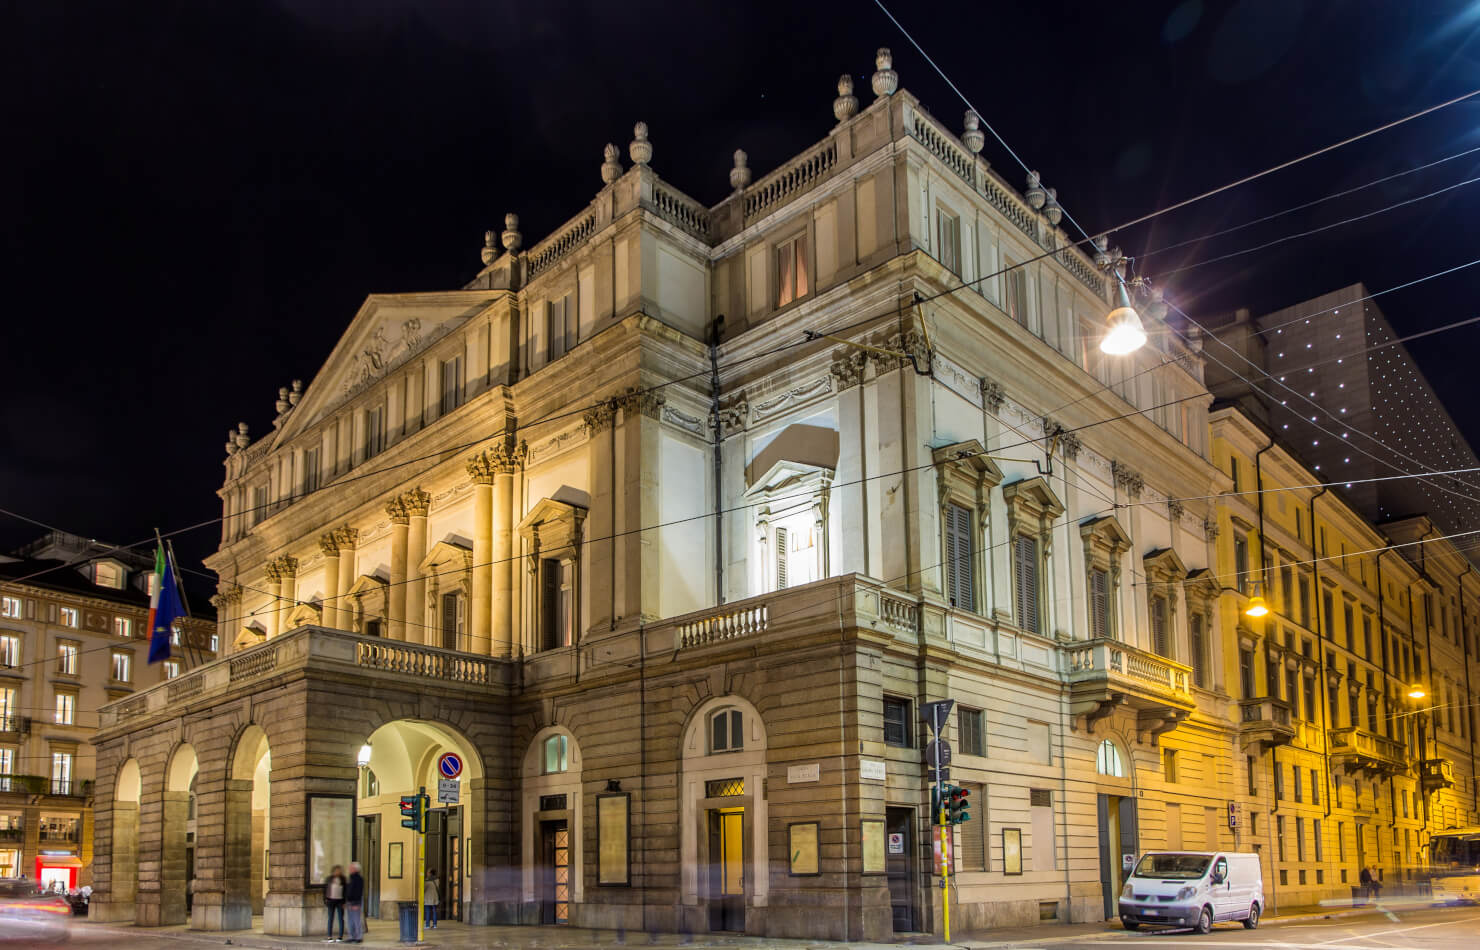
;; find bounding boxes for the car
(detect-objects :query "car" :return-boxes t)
[0,879,72,944]
[1118,851,1264,934]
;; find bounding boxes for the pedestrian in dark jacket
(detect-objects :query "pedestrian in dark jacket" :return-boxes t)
[344,863,366,942]
[324,865,347,941]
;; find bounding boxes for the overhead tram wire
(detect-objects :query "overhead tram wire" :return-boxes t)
[11,57,1480,586]
[871,0,1480,240]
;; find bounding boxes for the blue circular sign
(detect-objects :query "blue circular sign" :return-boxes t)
[438,753,463,779]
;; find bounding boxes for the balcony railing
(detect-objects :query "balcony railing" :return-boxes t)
[38,825,80,842]
[0,714,29,735]
[0,827,21,843]
[1328,726,1407,775]
[0,775,90,797]
[1065,638,1194,705]
[1420,757,1456,791]
[1237,697,1296,749]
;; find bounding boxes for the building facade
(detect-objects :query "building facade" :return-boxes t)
[0,532,215,890]
[85,51,1476,942]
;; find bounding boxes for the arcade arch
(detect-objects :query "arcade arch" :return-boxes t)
[680,696,769,934]
[161,743,199,926]
[355,720,485,924]
[520,726,583,923]
[221,724,271,929]
[107,758,142,917]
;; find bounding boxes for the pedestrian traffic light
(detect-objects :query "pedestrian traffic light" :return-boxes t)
[400,794,422,831]
[946,785,971,824]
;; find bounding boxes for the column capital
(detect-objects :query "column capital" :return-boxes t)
[402,488,432,518]
[333,525,360,549]
[210,583,243,609]
[385,496,410,525]
[617,385,665,421]
[582,402,618,436]
[265,555,298,583]
[468,441,527,481]
[466,453,498,485]
[319,532,341,557]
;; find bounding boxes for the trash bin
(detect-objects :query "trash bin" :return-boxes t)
[398,901,418,942]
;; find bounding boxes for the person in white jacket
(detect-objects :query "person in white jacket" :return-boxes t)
[423,869,440,929]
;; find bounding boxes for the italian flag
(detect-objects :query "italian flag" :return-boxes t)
[148,543,185,664]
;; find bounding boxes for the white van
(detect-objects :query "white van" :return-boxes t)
[1118,851,1264,933]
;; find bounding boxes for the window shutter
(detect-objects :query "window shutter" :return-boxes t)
[442,592,459,651]
[1089,569,1108,640]
[1151,596,1169,657]
[958,782,987,870]
[946,503,974,610]
[1014,536,1039,634]
[1189,614,1205,687]
[775,526,789,589]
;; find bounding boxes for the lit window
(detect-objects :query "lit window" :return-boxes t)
[1,597,23,619]
[776,235,809,307]
[111,650,132,683]
[710,708,744,753]
[51,752,74,796]
[209,635,220,653]
[58,607,78,628]
[1096,739,1125,777]
[56,642,78,676]
[543,734,569,774]
[164,660,181,679]
[54,691,76,726]
[171,623,183,646]
[0,636,19,668]
[114,617,132,638]
[93,562,123,589]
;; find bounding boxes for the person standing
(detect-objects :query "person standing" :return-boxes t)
[1358,866,1373,902]
[323,865,347,942]
[344,862,366,943]
[423,869,440,930]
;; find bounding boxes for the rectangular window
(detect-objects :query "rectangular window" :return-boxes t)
[1240,648,1256,699]
[0,597,20,619]
[1303,676,1316,723]
[1150,595,1170,658]
[776,235,808,307]
[58,607,78,628]
[710,710,743,754]
[113,617,132,638]
[110,650,131,683]
[1362,615,1373,660]
[936,209,961,275]
[1323,589,1334,638]
[1296,816,1306,860]
[775,525,789,590]
[539,559,571,652]
[547,292,574,361]
[1190,615,1208,687]
[0,636,20,669]
[1089,568,1110,640]
[56,641,78,675]
[1004,265,1028,324]
[303,446,321,494]
[883,697,912,747]
[440,591,465,652]
[1274,762,1284,800]
[1163,748,1177,783]
[959,782,989,870]
[1246,755,1257,796]
[957,706,984,757]
[1280,565,1293,615]
[250,484,268,526]
[945,503,975,611]
[440,355,464,415]
[1299,575,1311,627]
[1286,666,1300,719]
[1294,767,1303,803]
[164,660,181,679]
[1234,536,1250,595]
[1338,821,1346,861]
[1013,535,1041,634]
[1311,769,1320,806]
[54,691,75,726]
[1329,680,1341,728]
[0,747,11,776]
[51,752,74,796]
[366,405,386,459]
[1277,815,1286,860]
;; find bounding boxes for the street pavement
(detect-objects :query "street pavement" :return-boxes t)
[27,904,1480,950]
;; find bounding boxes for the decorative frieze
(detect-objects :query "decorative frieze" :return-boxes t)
[1111,460,1145,500]
[1040,417,1083,461]
[932,352,981,407]
[751,376,833,424]
[662,405,706,436]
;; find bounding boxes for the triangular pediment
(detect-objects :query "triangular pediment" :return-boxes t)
[271,290,504,446]
[420,539,473,574]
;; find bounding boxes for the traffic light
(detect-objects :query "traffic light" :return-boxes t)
[400,795,420,830]
[946,785,971,825]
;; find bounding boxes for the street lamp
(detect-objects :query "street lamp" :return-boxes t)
[357,743,372,767]
[1244,592,1270,618]
[1100,277,1148,355]
[1407,685,1427,701]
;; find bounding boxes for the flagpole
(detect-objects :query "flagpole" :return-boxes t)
[166,540,205,668]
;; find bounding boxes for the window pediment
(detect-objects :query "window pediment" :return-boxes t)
[930,440,1004,485]
[1143,547,1187,581]
[1183,568,1219,608]
[1080,515,1131,567]
[1002,476,1064,536]
[420,539,474,575]
[744,458,834,498]
[287,602,322,629]
[518,498,588,557]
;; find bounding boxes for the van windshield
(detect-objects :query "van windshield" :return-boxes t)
[1132,853,1211,880]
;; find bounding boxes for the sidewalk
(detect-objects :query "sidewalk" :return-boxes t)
[79,900,1403,950]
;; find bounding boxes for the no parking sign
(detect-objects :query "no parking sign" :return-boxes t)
[438,752,463,780]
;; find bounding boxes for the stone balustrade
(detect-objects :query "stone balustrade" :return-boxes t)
[742,138,839,220]
[525,211,597,280]
[650,181,711,241]
[1328,725,1408,774]
[1065,637,1194,704]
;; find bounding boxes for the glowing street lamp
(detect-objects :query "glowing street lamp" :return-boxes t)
[1406,684,1427,701]
[357,743,373,767]
[1100,278,1148,355]
[1244,594,1270,618]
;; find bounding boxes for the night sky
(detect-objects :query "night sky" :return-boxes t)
[5,0,1480,575]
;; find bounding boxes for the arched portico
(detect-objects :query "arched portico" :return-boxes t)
[97,758,142,921]
[207,723,271,930]
[158,743,199,926]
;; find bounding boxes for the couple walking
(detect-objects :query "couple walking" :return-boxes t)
[323,863,365,942]
[323,864,441,940]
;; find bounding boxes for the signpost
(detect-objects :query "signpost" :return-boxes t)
[921,699,955,944]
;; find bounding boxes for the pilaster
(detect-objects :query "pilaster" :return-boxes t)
[386,498,410,640]
[403,489,431,645]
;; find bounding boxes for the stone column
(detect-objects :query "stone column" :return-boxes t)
[159,791,190,925]
[386,498,409,640]
[319,533,342,629]
[335,527,358,629]
[92,800,137,922]
[273,556,298,635]
[219,778,254,930]
[585,404,618,633]
[467,455,496,656]
[403,489,431,645]
[264,565,284,639]
[492,441,525,656]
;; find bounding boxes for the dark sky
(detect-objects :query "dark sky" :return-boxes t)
[4,0,1480,574]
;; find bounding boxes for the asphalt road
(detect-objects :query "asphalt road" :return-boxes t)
[12,906,1479,950]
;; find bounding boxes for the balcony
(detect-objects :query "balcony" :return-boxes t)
[1238,697,1296,750]
[39,824,81,843]
[0,714,28,738]
[1065,638,1195,741]
[0,774,90,797]
[0,827,21,843]
[1420,757,1456,792]
[1328,726,1407,776]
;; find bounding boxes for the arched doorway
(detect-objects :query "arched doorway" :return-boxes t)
[680,696,769,934]
[108,758,142,919]
[221,724,271,929]
[356,720,485,925]
[1093,736,1138,919]
[162,743,199,926]
[520,727,582,924]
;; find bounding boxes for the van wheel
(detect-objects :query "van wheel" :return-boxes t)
[1121,918,1140,931]
[1243,903,1260,929]
[1195,906,1213,934]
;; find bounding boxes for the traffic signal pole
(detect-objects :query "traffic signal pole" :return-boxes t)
[933,739,950,944]
[417,786,428,944]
